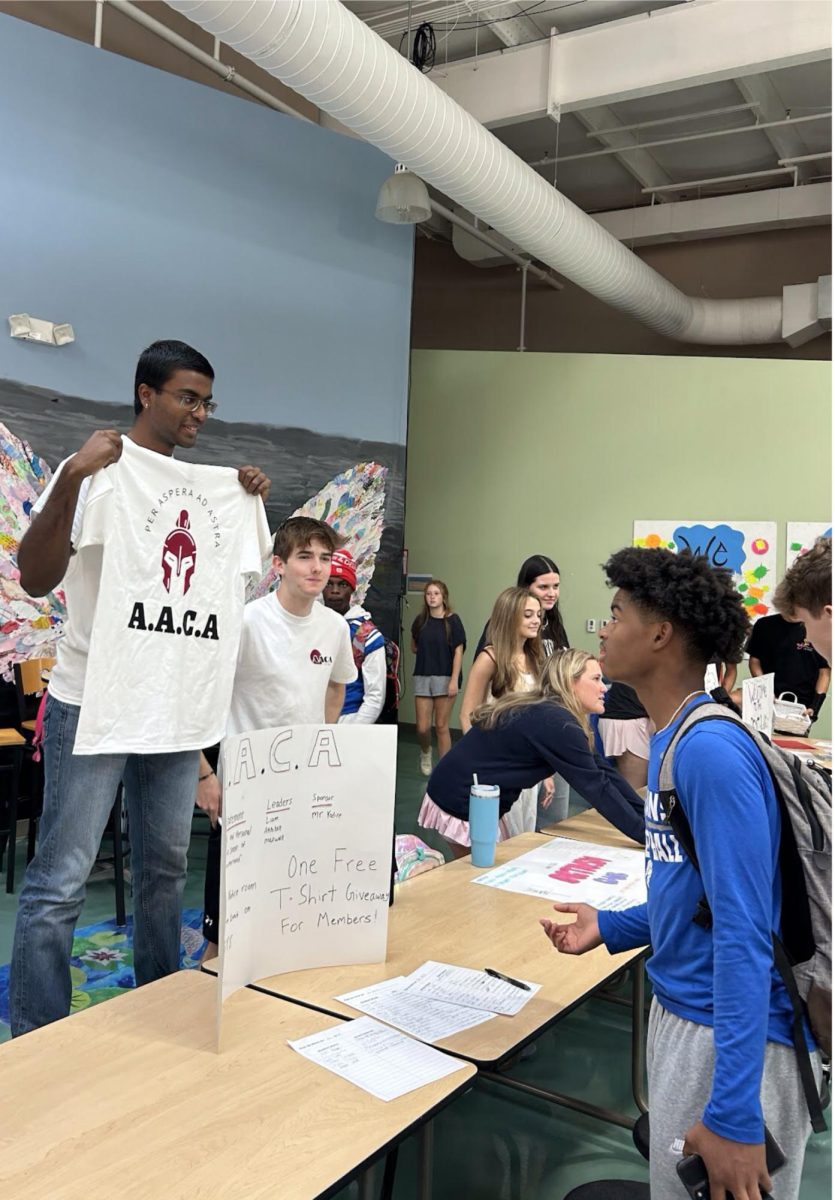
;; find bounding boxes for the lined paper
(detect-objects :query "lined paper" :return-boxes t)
[402,961,540,1016]
[337,976,496,1042]
[288,1016,468,1101]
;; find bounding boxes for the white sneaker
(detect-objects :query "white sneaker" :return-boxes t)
[419,751,433,776]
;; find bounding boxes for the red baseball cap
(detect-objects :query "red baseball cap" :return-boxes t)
[330,548,357,590]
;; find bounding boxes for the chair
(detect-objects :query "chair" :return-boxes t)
[632,1111,650,1161]
[560,1113,650,1200]
[9,657,126,922]
[0,725,28,893]
[13,657,55,864]
[563,1184,649,1200]
[14,656,55,733]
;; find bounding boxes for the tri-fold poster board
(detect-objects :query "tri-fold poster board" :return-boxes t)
[217,724,397,1020]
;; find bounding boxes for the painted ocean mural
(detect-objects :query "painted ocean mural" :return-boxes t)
[0,377,407,661]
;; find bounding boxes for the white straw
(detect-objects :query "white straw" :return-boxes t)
[473,774,479,787]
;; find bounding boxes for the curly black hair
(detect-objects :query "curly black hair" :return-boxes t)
[604,547,750,665]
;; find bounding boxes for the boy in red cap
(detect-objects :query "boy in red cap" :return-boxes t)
[324,548,387,724]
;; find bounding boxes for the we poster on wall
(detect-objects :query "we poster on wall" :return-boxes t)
[633,520,778,619]
[0,377,407,678]
[219,723,397,1007]
[786,522,832,572]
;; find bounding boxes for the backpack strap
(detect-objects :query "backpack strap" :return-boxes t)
[349,618,373,650]
[348,618,374,673]
[659,702,827,1132]
[657,700,721,930]
[773,936,827,1133]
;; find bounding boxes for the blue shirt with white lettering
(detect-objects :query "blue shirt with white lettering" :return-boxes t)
[597,694,801,1144]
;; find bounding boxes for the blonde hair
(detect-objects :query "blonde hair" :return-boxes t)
[484,587,545,699]
[473,649,599,747]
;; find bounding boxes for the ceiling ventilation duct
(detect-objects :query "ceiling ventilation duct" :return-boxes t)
[167,0,827,346]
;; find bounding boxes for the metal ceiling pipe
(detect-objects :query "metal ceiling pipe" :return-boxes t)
[430,201,563,290]
[165,0,803,344]
[109,0,312,122]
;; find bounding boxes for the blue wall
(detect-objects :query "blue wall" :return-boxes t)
[0,14,412,443]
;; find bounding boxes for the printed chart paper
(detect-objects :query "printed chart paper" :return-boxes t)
[219,724,396,1006]
[402,960,540,1015]
[337,976,496,1043]
[288,1016,468,1102]
[742,673,775,735]
[472,837,646,911]
[633,519,777,619]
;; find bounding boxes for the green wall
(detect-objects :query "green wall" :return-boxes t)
[403,351,832,738]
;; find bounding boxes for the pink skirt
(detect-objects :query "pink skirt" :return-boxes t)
[597,717,653,760]
[418,793,514,848]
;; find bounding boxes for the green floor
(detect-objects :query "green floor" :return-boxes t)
[0,728,830,1199]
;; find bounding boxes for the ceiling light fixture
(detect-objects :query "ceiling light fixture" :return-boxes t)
[375,164,432,224]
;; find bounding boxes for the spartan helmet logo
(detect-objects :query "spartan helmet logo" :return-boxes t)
[161,509,197,596]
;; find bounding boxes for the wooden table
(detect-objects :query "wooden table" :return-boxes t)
[772,734,832,771]
[541,806,645,850]
[245,825,647,1128]
[0,969,474,1200]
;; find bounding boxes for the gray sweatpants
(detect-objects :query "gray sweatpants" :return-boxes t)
[647,999,821,1200]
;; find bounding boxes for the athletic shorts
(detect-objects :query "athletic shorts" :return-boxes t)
[413,675,451,698]
[597,716,653,760]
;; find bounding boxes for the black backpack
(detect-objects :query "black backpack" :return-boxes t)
[377,636,401,725]
[658,700,831,1133]
[348,618,400,725]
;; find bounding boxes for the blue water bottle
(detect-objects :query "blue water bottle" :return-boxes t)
[469,783,500,867]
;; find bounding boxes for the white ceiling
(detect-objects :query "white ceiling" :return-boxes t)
[3,0,830,239]
[345,1,832,216]
[346,1,683,61]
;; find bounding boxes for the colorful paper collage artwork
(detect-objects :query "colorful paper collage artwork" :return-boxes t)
[0,423,66,679]
[248,461,388,604]
[633,521,778,619]
[785,522,832,572]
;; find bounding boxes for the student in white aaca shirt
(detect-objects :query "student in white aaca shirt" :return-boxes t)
[198,516,357,953]
[10,339,271,1037]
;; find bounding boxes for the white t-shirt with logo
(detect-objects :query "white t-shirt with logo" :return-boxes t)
[227,593,357,737]
[67,437,271,754]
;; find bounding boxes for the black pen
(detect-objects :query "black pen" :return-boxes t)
[484,967,531,991]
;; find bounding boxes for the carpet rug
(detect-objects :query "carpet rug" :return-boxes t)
[0,907,207,1040]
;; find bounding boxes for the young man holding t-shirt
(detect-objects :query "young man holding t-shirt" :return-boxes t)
[540,547,821,1200]
[199,516,356,953]
[11,340,271,1035]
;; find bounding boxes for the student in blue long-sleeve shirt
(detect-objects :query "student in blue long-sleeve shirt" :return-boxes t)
[540,547,821,1200]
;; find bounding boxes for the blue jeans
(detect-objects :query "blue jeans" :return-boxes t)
[10,695,199,1035]
[536,771,571,829]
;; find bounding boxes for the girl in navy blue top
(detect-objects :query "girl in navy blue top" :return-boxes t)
[419,650,644,857]
[411,579,466,776]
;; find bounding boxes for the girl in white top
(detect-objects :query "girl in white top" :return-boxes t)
[460,588,549,830]
[460,587,545,727]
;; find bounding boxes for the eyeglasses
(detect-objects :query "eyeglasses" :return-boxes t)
[157,388,218,416]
